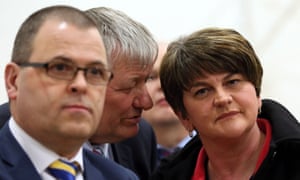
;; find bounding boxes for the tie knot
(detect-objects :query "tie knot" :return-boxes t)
[92,145,105,156]
[47,159,80,180]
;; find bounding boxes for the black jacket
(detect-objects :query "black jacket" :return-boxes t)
[112,119,157,180]
[151,99,300,180]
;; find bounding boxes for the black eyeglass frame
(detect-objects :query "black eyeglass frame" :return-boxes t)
[17,60,112,85]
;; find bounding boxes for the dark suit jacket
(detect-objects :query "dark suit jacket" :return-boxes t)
[0,103,10,127]
[112,119,158,180]
[0,104,138,179]
[0,102,157,180]
[0,160,12,180]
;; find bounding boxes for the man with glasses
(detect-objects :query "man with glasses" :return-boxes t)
[0,5,138,179]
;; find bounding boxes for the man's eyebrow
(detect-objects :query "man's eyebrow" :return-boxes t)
[52,55,108,67]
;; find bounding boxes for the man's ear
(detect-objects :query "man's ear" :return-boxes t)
[5,63,20,100]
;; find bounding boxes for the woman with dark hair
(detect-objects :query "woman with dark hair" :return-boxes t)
[152,27,300,180]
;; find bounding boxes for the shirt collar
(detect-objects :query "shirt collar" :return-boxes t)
[85,141,110,158]
[9,117,84,174]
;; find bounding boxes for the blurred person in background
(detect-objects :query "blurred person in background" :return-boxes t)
[142,42,193,165]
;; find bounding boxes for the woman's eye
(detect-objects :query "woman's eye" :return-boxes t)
[227,79,240,86]
[195,88,209,97]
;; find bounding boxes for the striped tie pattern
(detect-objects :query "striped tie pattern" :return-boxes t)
[47,159,80,180]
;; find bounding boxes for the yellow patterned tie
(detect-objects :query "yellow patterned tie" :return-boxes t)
[47,159,80,180]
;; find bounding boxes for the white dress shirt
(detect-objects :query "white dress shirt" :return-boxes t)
[9,117,84,180]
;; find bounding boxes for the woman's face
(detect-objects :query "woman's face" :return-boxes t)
[178,72,261,141]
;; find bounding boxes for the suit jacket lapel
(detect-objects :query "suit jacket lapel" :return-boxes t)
[111,143,132,167]
[83,149,106,180]
[0,123,42,180]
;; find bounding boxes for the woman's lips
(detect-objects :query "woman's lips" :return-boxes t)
[216,111,240,121]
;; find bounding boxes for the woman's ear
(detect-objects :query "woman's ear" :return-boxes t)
[175,111,194,133]
[257,96,262,114]
[5,63,20,100]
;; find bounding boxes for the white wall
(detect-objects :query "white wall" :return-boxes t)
[1,0,300,119]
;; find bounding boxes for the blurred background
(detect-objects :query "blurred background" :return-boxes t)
[1,0,299,119]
